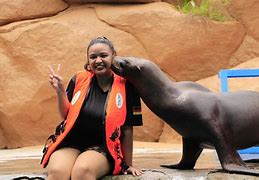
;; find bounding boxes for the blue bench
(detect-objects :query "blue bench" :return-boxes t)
[218,69,259,159]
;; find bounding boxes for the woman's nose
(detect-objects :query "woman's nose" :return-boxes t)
[95,56,102,62]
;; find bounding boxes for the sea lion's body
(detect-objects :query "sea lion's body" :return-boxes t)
[112,56,259,175]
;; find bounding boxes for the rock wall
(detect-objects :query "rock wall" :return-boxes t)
[64,0,161,4]
[0,0,68,26]
[0,0,259,148]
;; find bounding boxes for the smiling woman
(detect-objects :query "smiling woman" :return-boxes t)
[87,38,115,80]
[41,36,144,180]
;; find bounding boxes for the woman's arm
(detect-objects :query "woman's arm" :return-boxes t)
[120,126,143,176]
[121,126,133,166]
[56,88,70,119]
[120,80,143,176]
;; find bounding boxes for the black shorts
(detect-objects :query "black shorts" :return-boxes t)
[56,139,115,172]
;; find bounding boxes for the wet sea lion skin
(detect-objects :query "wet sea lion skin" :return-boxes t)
[112,56,259,175]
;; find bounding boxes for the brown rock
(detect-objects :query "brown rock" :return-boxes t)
[0,0,68,26]
[230,35,259,67]
[159,123,181,144]
[0,112,8,149]
[207,172,259,180]
[64,0,160,4]
[134,102,164,142]
[162,0,180,5]
[227,0,259,41]
[96,2,245,81]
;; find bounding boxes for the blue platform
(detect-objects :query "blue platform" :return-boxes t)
[218,69,259,160]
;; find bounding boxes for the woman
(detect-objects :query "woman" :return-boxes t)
[41,36,143,179]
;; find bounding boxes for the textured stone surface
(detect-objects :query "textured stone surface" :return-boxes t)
[228,0,259,41]
[207,172,259,180]
[159,123,181,144]
[134,102,164,142]
[1,143,259,179]
[0,0,68,26]
[230,35,259,66]
[96,2,245,81]
[64,0,161,4]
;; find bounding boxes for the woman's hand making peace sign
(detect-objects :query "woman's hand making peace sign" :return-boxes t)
[48,64,70,118]
[48,64,65,93]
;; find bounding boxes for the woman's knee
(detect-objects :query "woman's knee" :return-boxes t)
[71,150,111,179]
[47,164,71,180]
[47,148,80,180]
[71,163,95,179]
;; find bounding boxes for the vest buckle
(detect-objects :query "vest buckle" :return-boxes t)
[109,127,119,142]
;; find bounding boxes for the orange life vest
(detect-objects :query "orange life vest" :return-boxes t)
[41,70,127,175]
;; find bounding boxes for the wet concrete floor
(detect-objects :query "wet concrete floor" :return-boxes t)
[0,142,258,179]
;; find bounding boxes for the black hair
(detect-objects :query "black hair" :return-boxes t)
[84,36,116,70]
[87,36,116,55]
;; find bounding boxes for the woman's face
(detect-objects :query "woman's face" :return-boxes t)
[87,43,114,77]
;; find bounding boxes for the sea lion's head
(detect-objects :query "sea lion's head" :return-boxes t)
[112,56,141,78]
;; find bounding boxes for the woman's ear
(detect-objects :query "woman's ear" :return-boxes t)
[84,63,91,71]
[87,65,91,71]
[112,52,117,60]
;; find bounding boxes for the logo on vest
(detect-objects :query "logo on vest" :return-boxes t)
[71,91,81,106]
[115,93,123,109]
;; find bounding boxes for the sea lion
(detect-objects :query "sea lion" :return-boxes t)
[112,56,259,175]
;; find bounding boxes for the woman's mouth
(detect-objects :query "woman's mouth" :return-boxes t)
[95,64,105,70]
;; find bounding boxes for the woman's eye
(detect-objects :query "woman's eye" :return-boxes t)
[100,54,108,58]
[89,53,108,59]
[90,55,97,59]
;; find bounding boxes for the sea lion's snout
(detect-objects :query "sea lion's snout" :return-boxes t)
[112,56,125,76]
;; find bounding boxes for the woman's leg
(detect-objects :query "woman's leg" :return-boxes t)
[71,150,112,180]
[47,147,80,180]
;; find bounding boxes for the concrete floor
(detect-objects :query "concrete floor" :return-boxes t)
[0,142,258,180]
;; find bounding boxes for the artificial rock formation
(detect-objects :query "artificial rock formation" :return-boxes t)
[0,0,68,26]
[64,0,161,4]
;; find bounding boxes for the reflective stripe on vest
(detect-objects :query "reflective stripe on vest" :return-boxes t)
[41,71,127,175]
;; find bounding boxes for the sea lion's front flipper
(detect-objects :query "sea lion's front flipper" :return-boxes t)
[160,138,203,169]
